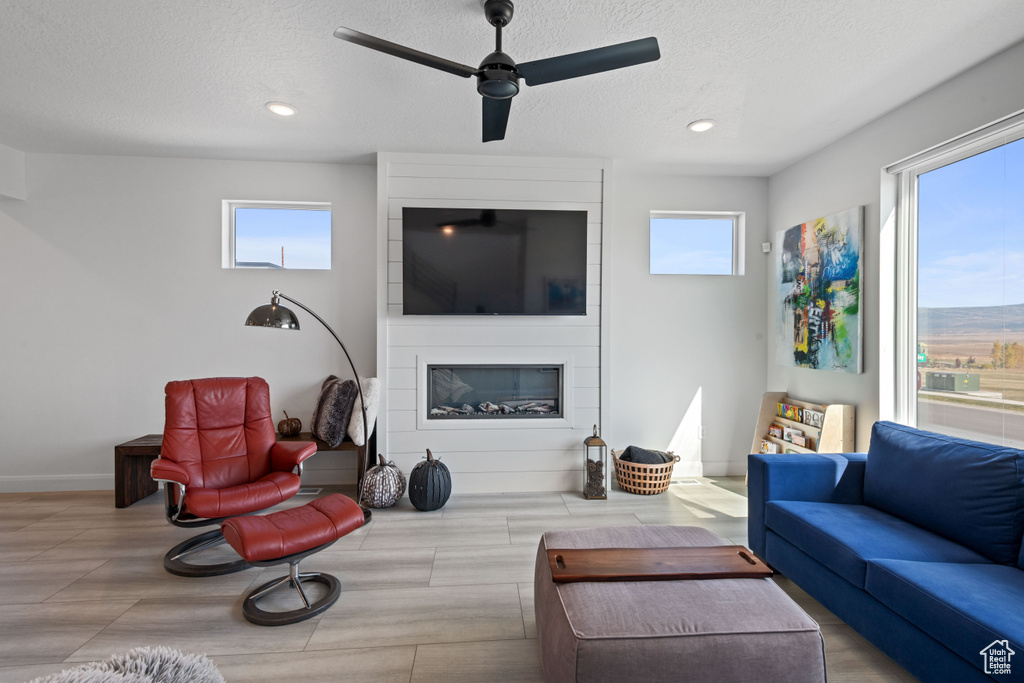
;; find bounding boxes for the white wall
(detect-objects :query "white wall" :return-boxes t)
[0,142,26,200]
[767,39,1024,451]
[608,170,770,476]
[378,153,607,492]
[0,154,375,491]
[11,38,1021,492]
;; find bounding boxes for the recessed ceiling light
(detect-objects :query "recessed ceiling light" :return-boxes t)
[266,102,297,117]
[688,119,715,132]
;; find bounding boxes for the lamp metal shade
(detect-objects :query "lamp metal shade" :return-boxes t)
[245,303,300,330]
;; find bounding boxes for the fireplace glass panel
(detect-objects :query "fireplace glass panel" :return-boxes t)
[428,364,562,419]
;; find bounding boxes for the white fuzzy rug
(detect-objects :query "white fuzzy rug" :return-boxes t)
[27,647,225,683]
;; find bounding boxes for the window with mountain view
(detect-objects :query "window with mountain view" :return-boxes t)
[915,134,1024,446]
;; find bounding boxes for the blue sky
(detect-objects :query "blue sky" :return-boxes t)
[917,136,1024,308]
[234,207,331,269]
[650,217,734,275]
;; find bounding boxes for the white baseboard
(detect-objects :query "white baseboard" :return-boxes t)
[0,473,114,493]
[701,461,748,477]
[672,462,704,478]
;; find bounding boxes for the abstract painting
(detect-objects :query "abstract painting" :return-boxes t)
[776,206,863,373]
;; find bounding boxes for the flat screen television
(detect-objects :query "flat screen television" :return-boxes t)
[402,207,588,316]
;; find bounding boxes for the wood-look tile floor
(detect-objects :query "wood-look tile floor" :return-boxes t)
[0,479,917,683]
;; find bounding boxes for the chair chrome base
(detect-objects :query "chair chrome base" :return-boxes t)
[242,560,341,626]
[163,529,251,577]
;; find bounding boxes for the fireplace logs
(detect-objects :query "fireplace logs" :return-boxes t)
[429,400,558,418]
[427,363,563,420]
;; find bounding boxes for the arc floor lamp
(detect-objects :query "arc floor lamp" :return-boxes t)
[245,289,371,518]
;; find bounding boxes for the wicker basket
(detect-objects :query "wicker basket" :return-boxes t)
[611,449,680,495]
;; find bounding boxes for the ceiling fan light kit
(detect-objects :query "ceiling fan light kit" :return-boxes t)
[334,0,660,142]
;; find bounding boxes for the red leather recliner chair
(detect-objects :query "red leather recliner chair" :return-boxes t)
[151,377,317,576]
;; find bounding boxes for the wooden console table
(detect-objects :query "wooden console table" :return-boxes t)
[278,431,374,490]
[114,434,163,508]
[114,431,373,508]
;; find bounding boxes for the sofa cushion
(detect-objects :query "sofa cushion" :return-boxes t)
[866,559,1024,674]
[864,421,1024,565]
[766,501,991,588]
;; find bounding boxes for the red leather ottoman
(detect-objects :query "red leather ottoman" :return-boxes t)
[221,493,366,625]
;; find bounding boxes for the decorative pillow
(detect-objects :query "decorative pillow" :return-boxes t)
[620,445,672,464]
[347,377,381,447]
[311,376,358,447]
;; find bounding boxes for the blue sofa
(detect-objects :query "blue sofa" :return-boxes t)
[749,421,1024,682]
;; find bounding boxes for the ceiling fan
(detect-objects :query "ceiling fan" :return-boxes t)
[334,0,660,142]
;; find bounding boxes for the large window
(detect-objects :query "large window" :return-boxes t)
[222,201,331,269]
[890,115,1024,446]
[649,212,744,276]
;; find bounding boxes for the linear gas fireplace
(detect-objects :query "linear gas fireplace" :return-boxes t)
[427,364,563,420]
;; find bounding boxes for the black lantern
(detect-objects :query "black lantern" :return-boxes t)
[583,425,607,500]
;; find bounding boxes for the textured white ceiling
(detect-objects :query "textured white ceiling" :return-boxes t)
[2,0,1024,174]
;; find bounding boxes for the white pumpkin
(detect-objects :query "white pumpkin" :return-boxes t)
[361,454,406,508]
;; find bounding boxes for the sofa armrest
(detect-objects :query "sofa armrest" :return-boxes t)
[151,458,190,486]
[271,440,318,473]
[747,452,866,556]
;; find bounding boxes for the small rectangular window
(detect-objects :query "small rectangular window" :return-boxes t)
[222,201,331,269]
[649,211,744,275]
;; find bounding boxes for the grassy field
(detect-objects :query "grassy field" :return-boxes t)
[918,334,996,360]
[920,332,1024,402]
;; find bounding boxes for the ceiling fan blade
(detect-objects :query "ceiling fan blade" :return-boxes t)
[482,97,512,143]
[437,215,490,228]
[334,27,478,78]
[517,37,660,86]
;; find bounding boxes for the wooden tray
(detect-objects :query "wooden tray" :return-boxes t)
[546,546,773,583]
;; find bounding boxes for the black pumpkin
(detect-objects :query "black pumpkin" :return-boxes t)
[409,449,452,511]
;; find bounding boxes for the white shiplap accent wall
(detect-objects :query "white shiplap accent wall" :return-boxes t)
[377,153,609,493]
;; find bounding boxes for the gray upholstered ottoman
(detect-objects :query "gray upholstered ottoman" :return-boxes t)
[535,526,825,683]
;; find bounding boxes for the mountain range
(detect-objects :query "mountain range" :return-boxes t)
[919,302,1024,336]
